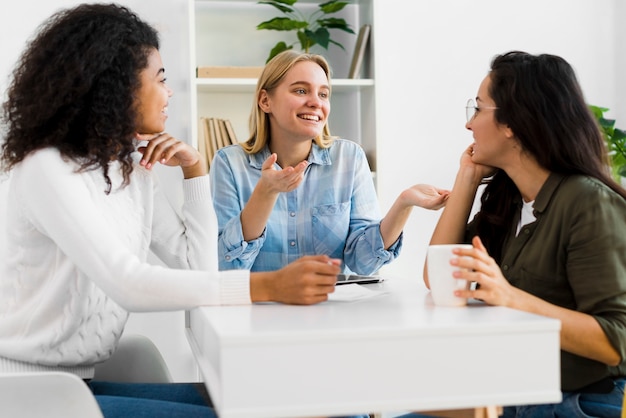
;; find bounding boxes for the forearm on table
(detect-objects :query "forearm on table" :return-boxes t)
[249,271,271,303]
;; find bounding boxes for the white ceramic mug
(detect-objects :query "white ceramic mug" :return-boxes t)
[427,244,473,307]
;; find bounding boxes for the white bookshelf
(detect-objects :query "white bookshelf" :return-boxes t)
[187,0,377,173]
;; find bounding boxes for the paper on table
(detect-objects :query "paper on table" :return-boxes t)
[328,283,388,302]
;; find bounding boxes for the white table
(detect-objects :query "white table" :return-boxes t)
[186,277,561,418]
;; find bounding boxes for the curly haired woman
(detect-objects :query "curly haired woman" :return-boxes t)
[0,4,362,417]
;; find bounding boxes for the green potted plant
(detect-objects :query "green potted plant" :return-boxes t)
[257,0,355,63]
[589,104,626,182]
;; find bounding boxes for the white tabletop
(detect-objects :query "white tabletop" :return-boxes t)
[186,277,561,418]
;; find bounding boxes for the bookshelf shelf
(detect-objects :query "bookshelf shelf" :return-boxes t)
[195,78,375,94]
[188,0,377,173]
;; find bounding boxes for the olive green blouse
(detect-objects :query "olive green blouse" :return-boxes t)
[467,173,626,391]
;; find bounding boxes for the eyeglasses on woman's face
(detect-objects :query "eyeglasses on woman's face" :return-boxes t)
[466,98,498,122]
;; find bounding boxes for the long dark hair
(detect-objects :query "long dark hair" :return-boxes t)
[1,3,159,193]
[475,51,626,262]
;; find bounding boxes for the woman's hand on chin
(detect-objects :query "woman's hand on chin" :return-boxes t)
[136,132,205,178]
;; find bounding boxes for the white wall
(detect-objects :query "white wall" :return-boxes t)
[374,0,621,281]
[0,0,622,380]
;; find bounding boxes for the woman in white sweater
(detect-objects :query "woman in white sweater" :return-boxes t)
[0,4,355,417]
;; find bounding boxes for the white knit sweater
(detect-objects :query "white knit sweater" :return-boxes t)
[0,148,250,378]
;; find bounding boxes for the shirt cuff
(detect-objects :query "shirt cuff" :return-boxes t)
[219,269,252,305]
[183,175,212,202]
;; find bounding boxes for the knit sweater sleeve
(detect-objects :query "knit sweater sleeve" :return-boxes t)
[12,149,250,310]
[149,168,219,273]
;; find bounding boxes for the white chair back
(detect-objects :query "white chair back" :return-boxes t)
[0,371,103,418]
[94,333,173,383]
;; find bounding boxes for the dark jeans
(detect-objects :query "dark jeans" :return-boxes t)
[87,380,369,418]
[395,377,625,418]
[500,377,625,418]
[87,381,216,418]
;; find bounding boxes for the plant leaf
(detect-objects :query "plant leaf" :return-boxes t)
[613,128,626,141]
[259,0,297,6]
[267,41,292,63]
[318,17,355,34]
[297,30,314,51]
[328,38,346,51]
[598,117,616,135]
[257,17,308,31]
[589,104,609,118]
[319,1,349,14]
[589,104,626,181]
[258,1,296,14]
[613,152,626,170]
[257,0,356,57]
[306,27,330,49]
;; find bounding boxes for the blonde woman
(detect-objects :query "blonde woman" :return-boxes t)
[211,50,449,277]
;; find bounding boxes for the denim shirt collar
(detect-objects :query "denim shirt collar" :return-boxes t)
[247,142,332,169]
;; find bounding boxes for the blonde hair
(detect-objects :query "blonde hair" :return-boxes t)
[242,50,335,154]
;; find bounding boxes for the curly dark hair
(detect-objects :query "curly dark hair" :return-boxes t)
[474,51,626,262]
[0,3,159,193]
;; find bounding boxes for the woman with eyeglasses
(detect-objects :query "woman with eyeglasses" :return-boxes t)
[413,51,626,417]
[209,50,449,277]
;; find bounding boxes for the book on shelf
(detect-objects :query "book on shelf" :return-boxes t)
[217,119,229,149]
[209,118,223,153]
[197,66,264,79]
[199,117,215,170]
[197,117,240,170]
[224,119,238,145]
[348,24,371,79]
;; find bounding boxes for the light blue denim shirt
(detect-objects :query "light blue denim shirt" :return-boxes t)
[210,139,402,273]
